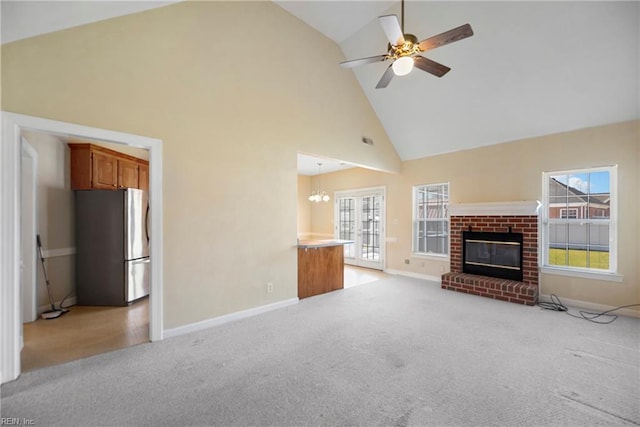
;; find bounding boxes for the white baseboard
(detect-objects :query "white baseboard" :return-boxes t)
[538,293,640,319]
[163,297,299,339]
[385,269,442,283]
[38,296,76,315]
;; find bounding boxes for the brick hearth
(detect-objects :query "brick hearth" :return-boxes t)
[441,211,539,305]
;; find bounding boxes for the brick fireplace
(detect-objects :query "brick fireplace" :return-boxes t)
[441,202,539,305]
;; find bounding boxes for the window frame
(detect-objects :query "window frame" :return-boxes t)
[412,182,450,258]
[541,166,621,281]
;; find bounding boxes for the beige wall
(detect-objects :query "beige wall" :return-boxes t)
[2,2,401,329]
[310,121,639,312]
[21,131,76,307]
[297,175,311,237]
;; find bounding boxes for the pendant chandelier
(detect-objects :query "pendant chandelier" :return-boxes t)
[308,163,330,203]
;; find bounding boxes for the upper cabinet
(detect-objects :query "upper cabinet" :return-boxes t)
[117,157,140,189]
[69,143,149,190]
[138,162,149,191]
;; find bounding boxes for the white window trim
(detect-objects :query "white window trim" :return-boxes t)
[412,182,450,257]
[412,252,450,261]
[541,166,619,279]
[541,266,623,282]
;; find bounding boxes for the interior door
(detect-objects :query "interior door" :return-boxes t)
[335,189,385,270]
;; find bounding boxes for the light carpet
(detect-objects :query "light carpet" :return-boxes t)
[2,276,639,426]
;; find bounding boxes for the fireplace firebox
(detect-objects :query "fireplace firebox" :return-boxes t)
[463,231,523,281]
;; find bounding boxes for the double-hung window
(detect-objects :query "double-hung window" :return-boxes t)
[542,166,618,279]
[413,183,449,256]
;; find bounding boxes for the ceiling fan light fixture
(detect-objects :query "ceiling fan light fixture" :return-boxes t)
[339,0,474,89]
[392,56,414,76]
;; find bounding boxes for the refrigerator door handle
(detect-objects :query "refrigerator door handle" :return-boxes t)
[145,203,150,245]
[131,258,151,265]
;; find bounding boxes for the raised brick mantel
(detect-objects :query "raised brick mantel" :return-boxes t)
[442,201,540,305]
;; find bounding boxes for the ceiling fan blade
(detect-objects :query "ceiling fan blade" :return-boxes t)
[414,56,451,78]
[340,54,388,69]
[379,15,405,46]
[375,64,395,89]
[418,23,474,52]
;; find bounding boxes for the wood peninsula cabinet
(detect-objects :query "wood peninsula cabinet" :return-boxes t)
[297,239,353,299]
[69,143,149,190]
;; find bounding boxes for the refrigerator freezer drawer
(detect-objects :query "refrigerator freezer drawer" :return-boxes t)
[125,258,150,302]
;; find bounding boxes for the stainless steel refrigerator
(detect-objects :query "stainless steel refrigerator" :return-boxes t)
[75,189,150,306]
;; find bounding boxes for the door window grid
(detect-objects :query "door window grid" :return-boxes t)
[360,196,381,261]
[334,189,385,270]
[413,183,449,256]
[338,198,355,258]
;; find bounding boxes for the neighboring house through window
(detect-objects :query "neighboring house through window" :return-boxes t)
[542,167,617,276]
[560,208,578,219]
[413,183,449,256]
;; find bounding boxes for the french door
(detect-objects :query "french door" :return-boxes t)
[335,188,385,270]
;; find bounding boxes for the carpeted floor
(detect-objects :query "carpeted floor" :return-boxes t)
[2,276,639,426]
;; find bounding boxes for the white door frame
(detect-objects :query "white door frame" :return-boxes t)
[20,139,38,324]
[334,186,386,270]
[1,112,164,384]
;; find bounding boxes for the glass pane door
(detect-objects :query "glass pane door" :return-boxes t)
[360,195,381,263]
[335,190,384,270]
[338,197,356,259]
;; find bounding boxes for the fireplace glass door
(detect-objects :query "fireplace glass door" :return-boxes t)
[463,231,523,281]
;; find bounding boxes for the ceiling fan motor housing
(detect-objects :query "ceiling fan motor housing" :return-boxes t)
[388,34,420,59]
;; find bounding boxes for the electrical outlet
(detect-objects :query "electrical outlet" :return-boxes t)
[421,261,425,267]
[404,259,410,265]
[267,283,273,293]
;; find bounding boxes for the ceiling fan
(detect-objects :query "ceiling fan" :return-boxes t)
[340,0,474,89]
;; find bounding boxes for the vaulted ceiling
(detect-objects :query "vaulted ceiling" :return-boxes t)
[2,1,639,165]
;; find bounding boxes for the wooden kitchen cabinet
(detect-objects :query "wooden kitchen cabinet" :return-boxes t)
[69,143,148,190]
[138,161,149,190]
[118,158,139,189]
[90,150,118,189]
[298,244,345,299]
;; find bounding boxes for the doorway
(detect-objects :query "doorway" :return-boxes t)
[1,112,164,384]
[335,188,385,270]
[19,131,151,372]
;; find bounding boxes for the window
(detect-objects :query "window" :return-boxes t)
[560,208,578,219]
[542,167,617,275]
[413,183,449,256]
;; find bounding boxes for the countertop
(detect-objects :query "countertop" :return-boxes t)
[297,239,354,249]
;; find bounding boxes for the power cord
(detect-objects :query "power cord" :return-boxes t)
[538,294,640,324]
